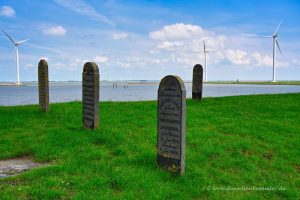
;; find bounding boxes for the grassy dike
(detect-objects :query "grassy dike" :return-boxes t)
[0,93,299,199]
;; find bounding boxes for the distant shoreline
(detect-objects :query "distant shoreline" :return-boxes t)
[1,80,300,86]
[0,83,25,87]
[128,82,159,85]
[207,81,300,85]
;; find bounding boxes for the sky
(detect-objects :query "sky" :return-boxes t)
[0,0,300,81]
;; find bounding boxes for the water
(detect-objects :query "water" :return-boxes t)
[0,158,47,178]
[0,81,300,106]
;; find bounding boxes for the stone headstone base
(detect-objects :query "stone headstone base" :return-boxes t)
[157,155,183,173]
[192,92,202,100]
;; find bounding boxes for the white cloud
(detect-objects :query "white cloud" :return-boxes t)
[25,63,34,69]
[149,23,207,40]
[148,23,293,70]
[40,56,49,61]
[54,56,108,71]
[251,52,288,67]
[292,59,300,65]
[149,23,227,56]
[157,41,184,50]
[69,58,86,70]
[27,43,65,55]
[149,49,160,54]
[93,55,108,63]
[111,32,128,40]
[148,23,229,68]
[206,35,226,48]
[54,0,114,26]
[42,26,67,36]
[0,6,15,17]
[251,52,272,66]
[226,49,250,65]
[54,62,64,69]
[116,62,131,68]
[152,59,162,64]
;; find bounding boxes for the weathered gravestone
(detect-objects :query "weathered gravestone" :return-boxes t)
[192,64,203,101]
[82,62,99,129]
[38,59,49,112]
[157,75,186,175]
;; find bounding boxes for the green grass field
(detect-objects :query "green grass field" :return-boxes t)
[0,93,299,199]
[207,81,300,85]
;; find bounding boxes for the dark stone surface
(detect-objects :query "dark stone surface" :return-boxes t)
[38,59,49,112]
[192,64,203,101]
[157,75,186,175]
[82,62,99,129]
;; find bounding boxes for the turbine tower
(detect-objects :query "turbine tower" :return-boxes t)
[1,29,28,85]
[271,21,283,82]
[203,40,209,82]
[244,21,283,82]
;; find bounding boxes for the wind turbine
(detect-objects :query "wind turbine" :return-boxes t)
[244,21,283,82]
[1,29,29,85]
[203,40,209,82]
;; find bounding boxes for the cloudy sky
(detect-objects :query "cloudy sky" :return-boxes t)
[0,0,300,81]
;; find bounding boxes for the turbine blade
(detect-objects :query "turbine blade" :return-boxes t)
[274,19,283,35]
[203,40,206,51]
[240,33,272,38]
[1,29,16,45]
[17,39,29,44]
[276,40,282,55]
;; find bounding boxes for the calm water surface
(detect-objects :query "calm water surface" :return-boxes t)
[0,82,300,106]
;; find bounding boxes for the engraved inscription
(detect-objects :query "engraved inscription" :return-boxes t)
[157,75,186,174]
[158,79,182,159]
[82,62,99,129]
[38,59,49,111]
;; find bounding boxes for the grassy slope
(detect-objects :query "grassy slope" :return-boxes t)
[207,81,300,85]
[0,93,299,200]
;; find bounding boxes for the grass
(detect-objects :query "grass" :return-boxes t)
[0,93,299,199]
[207,81,300,85]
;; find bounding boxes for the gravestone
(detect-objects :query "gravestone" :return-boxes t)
[157,75,186,175]
[192,64,203,101]
[82,62,99,129]
[38,59,49,112]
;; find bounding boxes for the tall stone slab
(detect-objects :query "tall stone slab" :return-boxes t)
[82,62,99,129]
[157,75,186,175]
[192,64,203,101]
[38,59,49,112]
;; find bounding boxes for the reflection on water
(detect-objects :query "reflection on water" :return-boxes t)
[0,81,300,106]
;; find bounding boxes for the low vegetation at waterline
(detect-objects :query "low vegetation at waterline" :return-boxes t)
[207,81,300,85]
[0,93,299,199]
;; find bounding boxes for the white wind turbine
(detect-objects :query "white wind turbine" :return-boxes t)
[1,29,29,85]
[244,21,283,82]
[203,40,209,82]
